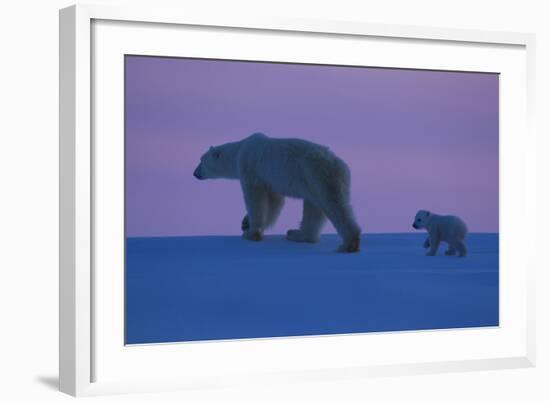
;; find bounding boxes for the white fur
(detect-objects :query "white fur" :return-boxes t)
[194,133,361,252]
[412,210,468,257]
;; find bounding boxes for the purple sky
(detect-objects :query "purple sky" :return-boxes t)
[125,56,499,237]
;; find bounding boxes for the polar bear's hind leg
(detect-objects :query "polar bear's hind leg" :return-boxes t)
[310,170,361,252]
[265,191,285,228]
[445,243,457,256]
[241,215,250,232]
[286,199,326,243]
[455,240,467,257]
[318,199,361,253]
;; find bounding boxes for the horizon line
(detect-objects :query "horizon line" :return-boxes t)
[126,232,499,240]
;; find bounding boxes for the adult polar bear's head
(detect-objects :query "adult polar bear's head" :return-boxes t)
[193,143,239,180]
[412,210,431,229]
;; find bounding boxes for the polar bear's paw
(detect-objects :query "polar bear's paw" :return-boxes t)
[286,229,302,242]
[286,229,319,243]
[242,229,263,241]
[338,234,360,253]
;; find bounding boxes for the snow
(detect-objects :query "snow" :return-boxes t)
[126,233,498,344]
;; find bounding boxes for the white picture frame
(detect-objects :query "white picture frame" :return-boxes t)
[59,3,536,397]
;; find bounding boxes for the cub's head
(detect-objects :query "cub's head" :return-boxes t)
[193,145,236,180]
[412,210,431,229]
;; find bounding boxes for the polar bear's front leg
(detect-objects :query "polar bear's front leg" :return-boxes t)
[426,233,440,256]
[242,191,284,233]
[240,182,268,241]
[423,237,430,249]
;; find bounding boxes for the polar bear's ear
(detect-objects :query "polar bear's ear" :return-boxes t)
[209,146,221,159]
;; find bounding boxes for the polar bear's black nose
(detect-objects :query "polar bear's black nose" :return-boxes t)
[412,223,418,229]
[193,167,203,180]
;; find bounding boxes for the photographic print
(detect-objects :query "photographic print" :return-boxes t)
[124,56,499,345]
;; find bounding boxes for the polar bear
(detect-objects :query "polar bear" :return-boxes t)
[412,210,468,257]
[193,133,361,252]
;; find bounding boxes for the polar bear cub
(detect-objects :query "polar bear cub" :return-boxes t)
[193,133,361,252]
[412,210,468,257]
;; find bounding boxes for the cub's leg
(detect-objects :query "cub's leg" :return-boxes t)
[426,234,440,256]
[455,240,467,257]
[423,237,430,249]
[287,199,326,243]
[445,243,457,256]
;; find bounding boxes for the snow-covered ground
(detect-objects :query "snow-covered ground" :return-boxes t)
[126,233,498,344]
